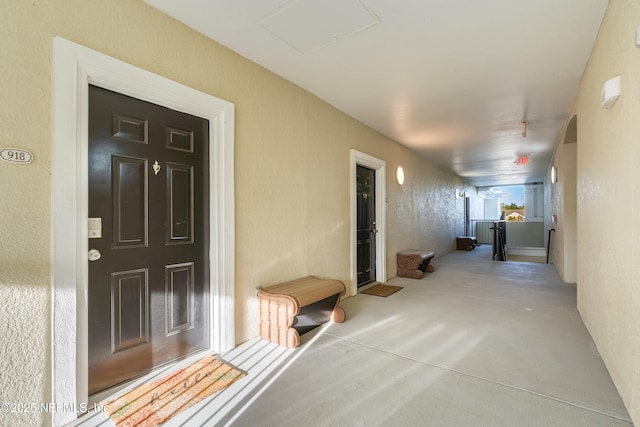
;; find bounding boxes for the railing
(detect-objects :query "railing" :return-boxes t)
[547,228,555,264]
[472,220,546,262]
[490,220,507,261]
[470,220,508,260]
[469,220,495,244]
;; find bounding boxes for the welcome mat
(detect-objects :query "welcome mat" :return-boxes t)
[103,355,246,427]
[361,284,403,297]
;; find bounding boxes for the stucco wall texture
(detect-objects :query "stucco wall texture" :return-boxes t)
[575,0,640,423]
[0,269,49,427]
[547,128,577,283]
[0,1,470,425]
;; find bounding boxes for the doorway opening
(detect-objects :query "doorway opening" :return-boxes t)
[475,184,545,262]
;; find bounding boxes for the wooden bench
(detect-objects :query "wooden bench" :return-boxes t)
[397,250,435,279]
[258,276,346,348]
[457,236,477,251]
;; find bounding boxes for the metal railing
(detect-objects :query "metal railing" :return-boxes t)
[490,220,507,261]
[469,220,495,244]
[547,228,555,264]
[469,220,507,261]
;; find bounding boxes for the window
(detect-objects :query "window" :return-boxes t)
[495,186,525,221]
[477,184,543,222]
[524,185,544,222]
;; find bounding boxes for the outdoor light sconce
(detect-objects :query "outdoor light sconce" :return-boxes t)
[551,166,558,184]
[396,166,405,185]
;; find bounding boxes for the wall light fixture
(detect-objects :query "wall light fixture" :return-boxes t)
[551,166,558,184]
[396,166,405,185]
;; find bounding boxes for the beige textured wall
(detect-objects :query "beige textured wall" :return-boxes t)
[0,1,467,425]
[548,126,578,283]
[575,0,640,422]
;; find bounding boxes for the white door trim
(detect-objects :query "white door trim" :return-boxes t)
[51,37,235,426]
[349,149,387,296]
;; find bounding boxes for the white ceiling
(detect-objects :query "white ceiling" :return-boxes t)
[143,0,607,187]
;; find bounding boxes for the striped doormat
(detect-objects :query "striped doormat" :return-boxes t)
[361,284,403,297]
[103,355,245,427]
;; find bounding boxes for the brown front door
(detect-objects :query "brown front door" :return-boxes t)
[356,165,376,286]
[87,85,209,394]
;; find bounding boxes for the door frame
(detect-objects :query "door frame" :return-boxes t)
[349,149,386,296]
[52,37,235,426]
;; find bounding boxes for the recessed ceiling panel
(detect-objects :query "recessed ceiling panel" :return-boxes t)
[259,0,380,54]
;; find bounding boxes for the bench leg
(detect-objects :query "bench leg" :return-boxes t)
[259,294,301,348]
[331,306,346,323]
[398,268,424,279]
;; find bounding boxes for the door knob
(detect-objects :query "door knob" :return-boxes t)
[88,249,101,261]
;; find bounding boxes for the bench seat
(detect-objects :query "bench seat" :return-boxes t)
[457,236,477,251]
[397,250,435,279]
[258,276,346,348]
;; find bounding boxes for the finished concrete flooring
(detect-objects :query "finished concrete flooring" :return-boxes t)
[73,246,632,427]
[227,246,631,427]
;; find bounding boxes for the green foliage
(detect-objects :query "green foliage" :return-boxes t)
[500,202,523,210]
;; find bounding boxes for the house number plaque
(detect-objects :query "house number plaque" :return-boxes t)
[1,148,33,164]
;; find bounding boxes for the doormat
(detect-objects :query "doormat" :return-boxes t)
[361,284,403,297]
[103,355,246,427]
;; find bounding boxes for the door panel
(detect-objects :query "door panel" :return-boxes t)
[111,269,149,352]
[112,113,148,144]
[356,165,376,286]
[88,85,209,394]
[166,163,194,244]
[112,155,148,248]
[166,127,194,152]
[166,262,195,335]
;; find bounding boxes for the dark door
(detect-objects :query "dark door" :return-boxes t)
[87,85,209,394]
[464,196,470,236]
[356,165,376,286]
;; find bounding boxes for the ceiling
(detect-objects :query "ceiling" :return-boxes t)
[143,0,607,187]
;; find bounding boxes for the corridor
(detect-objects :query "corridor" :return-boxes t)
[226,247,630,426]
[74,246,631,427]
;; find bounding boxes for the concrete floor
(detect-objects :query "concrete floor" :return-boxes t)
[72,246,633,427]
